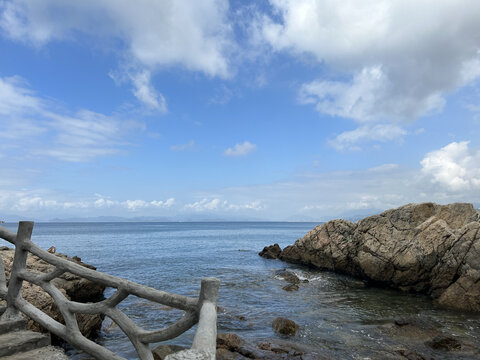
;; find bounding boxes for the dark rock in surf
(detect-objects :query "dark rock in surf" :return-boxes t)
[259,243,282,259]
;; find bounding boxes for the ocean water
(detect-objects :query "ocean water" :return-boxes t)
[2,222,480,359]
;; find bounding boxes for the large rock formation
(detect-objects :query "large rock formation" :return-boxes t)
[1,247,105,338]
[261,203,480,312]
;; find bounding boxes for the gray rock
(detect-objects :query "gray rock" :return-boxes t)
[0,248,105,338]
[282,284,299,292]
[153,344,186,360]
[275,269,303,284]
[259,243,282,259]
[272,202,480,312]
[216,333,326,359]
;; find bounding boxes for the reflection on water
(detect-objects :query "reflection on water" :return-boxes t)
[2,222,479,359]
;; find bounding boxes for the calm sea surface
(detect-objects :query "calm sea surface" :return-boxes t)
[2,222,480,359]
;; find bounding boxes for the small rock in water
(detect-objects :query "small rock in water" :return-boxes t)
[272,317,299,336]
[259,243,282,259]
[275,269,301,284]
[425,336,462,351]
[394,318,410,327]
[282,284,299,292]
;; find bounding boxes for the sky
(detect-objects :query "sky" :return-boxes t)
[0,0,479,221]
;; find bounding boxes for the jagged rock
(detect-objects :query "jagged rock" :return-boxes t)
[272,317,299,336]
[282,284,299,292]
[275,269,301,284]
[153,344,186,360]
[267,203,480,312]
[217,333,260,358]
[217,333,246,352]
[259,243,282,259]
[0,248,105,339]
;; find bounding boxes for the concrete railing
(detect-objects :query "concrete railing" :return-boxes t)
[0,221,219,360]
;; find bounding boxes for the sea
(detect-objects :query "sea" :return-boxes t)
[1,222,480,359]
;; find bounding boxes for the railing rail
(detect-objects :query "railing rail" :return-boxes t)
[0,221,219,360]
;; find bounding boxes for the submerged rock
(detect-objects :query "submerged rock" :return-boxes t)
[264,203,480,312]
[425,336,462,351]
[272,317,299,336]
[1,247,105,339]
[282,283,299,292]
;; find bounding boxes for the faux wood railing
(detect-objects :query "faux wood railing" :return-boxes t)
[0,221,219,360]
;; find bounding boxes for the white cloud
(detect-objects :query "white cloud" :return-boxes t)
[299,66,445,123]
[0,76,142,162]
[329,124,407,151]
[1,141,479,220]
[170,141,195,152]
[184,198,263,212]
[13,196,58,212]
[123,198,175,211]
[261,0,480,146]
[92,195,176,211]
[421,141,480,191]
[224,141,257,156]
[0,0,232,111]
[185,198,221,211]
[0,191,176,215]
[129,70,167,112]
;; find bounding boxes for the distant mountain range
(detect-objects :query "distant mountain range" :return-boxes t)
[3,204,475,224]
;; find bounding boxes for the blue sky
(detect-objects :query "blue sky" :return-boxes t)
[0,0,479,221]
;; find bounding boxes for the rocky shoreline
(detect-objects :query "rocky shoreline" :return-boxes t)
[260,202,480,313]
[0,247,106,341]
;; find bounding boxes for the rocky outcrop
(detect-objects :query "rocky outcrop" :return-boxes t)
[258,244,282,259]
[1,247,105,339]
[262,203,480,312]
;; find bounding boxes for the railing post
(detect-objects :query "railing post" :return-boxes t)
[0,253,6,290]
[192,277,220,358]
[1,221,34,321]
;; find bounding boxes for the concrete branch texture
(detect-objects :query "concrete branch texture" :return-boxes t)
[0,222,220,360]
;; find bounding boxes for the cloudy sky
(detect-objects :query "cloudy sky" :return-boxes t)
[1,0,479,221]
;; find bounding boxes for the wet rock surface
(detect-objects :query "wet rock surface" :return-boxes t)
[262,203,480,312]
[152,344,187,360]
[0,247,105,340]
[272,317,299,336]
[374,316,480,359]
[216,333,327,359]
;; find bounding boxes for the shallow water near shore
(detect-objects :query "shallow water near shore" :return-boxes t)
[3,222,480,359]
